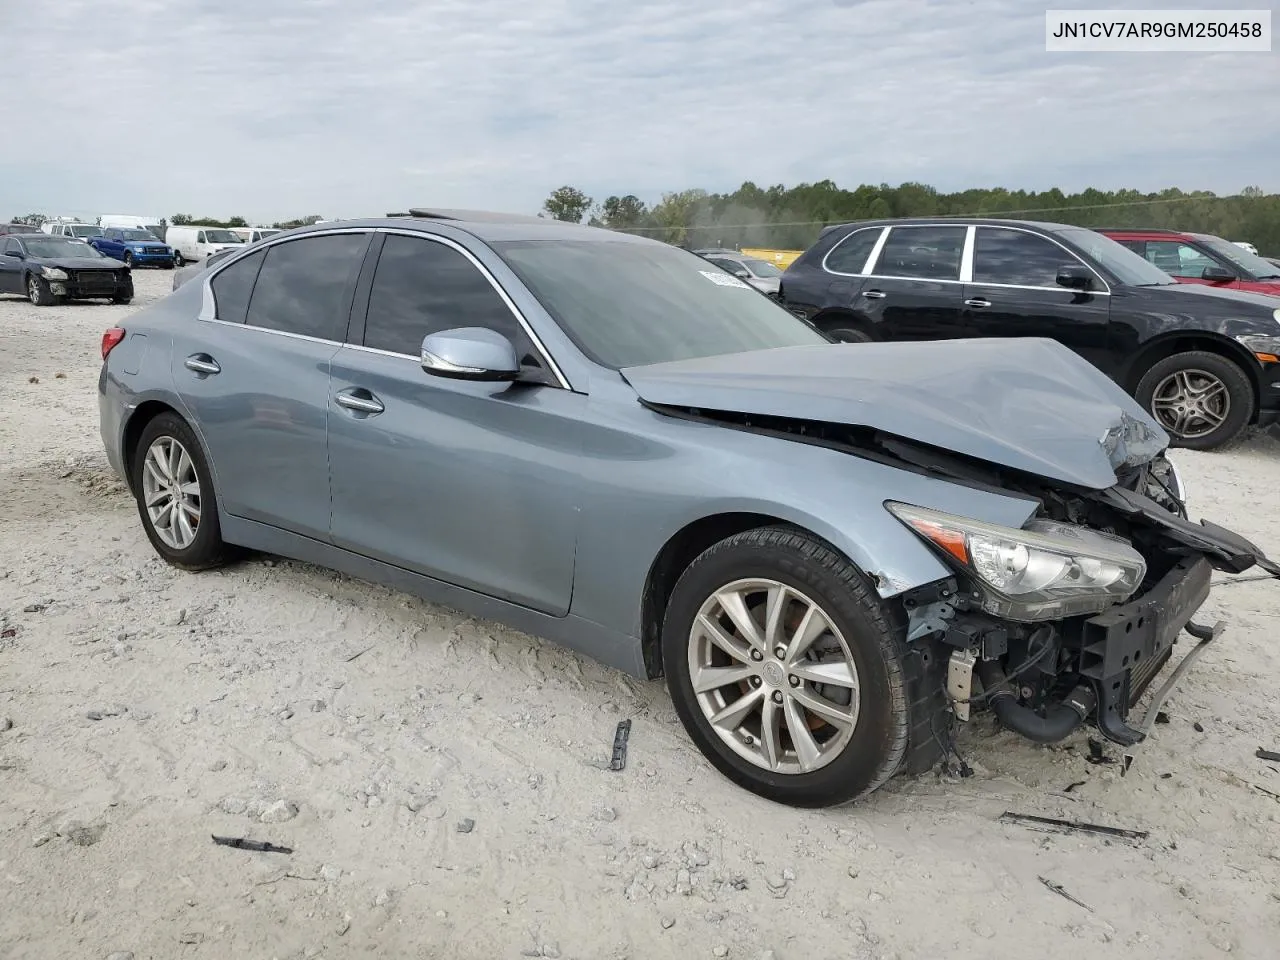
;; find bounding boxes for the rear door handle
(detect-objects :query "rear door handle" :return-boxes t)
[334,389,384,415]
[965,298,991,308]
[184,354,220,375]
[861,290,886,299]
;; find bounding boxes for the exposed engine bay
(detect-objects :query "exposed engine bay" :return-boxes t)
[647,403,1280,752]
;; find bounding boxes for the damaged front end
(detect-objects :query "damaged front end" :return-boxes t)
[894,450,1274,749]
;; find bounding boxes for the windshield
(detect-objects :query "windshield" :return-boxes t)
[1057,227,1176,286]
[1199,236,1280,280]
[494,239,826,369]
[744,258,783,278]
[204,229,244,243]
[69,225,101,238]
[26,238,102,259]
[120,229,155,241]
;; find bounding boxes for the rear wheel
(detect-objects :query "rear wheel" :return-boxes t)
[131,413,232,570]
[662,526,922,807]
[1136,351,1253,450]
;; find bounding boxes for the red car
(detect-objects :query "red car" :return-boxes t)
[1100,228,1280,297]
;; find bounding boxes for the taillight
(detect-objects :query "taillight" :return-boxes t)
[102,327,126,359]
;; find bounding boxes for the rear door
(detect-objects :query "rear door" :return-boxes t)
[327,231,585,616]
[857,224,968,340]
[964,226,1112,369]
[171,231,372,540]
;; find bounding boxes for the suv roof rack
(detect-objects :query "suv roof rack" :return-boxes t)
[407,207,552,225]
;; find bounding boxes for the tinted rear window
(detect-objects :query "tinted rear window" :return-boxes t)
[210,250,266,324]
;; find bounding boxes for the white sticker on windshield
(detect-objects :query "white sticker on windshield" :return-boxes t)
[699,270,751,289]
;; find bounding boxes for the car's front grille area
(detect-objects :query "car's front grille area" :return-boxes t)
[73,270,118,291]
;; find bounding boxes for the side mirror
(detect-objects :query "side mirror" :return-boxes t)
[1056,263,1093,290]
[420,327,520,382]
[1201,265,1234,282]
[4,250,22,259]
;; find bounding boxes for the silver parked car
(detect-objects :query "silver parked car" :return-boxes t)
[99,211,1278,807]
[694,249,785,297]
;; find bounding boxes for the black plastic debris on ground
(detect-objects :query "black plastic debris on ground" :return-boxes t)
[1062,780,1087,794]
[1193,721,1205,733]
[1155,711,1170,725]
[1086,738,1116,765]
[212,835,293,854]
[610,719,632,771]
[999,811,1149,843]
[1256,747,1280,763]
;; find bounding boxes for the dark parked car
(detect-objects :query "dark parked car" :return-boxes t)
[97,211,1280,806]
[780,218,1280,449]
[0,234,132,305]
[89,227,176,268]
[1100,228,1280,298]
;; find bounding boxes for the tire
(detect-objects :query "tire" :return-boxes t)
[112,295,132,305]
[825,325,871,344]
[661,526,927,807]
[26,273,60,306]
[1135,350,1253,451]
[131,413,232,570]
[122,251,133,267]
[173,252,185,266]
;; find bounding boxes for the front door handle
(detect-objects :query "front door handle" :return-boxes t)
[334,389,384,415]
[184,354,220,375]
[861,290,886,299]
[964,298,991,308]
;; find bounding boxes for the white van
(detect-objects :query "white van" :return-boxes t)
[231,226,282,244]
[166,225,246,264]
[41,221,103,240]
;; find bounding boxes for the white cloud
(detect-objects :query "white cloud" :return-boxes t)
[0,0,1274,222]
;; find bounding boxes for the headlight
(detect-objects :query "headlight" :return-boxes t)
[887,503,1146,622]
[1236,332,1280,362]
[42,267,68,281]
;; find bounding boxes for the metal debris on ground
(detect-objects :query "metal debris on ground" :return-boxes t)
[1038,876,1093,912]
[999,811,1149,843]
[1256,747,1280,763]
[211,835,293,854]
[610,718,632,771]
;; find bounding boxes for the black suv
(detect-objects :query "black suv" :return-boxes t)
[781,218,1280,450]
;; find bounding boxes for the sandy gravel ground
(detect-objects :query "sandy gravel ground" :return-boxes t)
[2,269,1279,960]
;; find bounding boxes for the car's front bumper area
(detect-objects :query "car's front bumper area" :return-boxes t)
[1072,556,1215,746]
[126,251,174,266]
[49,274,133,300]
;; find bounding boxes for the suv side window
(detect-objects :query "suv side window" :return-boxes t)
[1142,240,1221,279]
[972,227,1080,288]
[871,226,967,280]
[363,234,534,361]
[824,228,881,274]
[245,233,370,341]
[2,238,15,255]
[210,250,267,324]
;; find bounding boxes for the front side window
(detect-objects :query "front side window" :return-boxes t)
[1141,241,1221,279]
[210,250,266,324]
[363,235,528,357]
[824,227,881,274]
[972,227,1083,288]
[197,232,207,243]
[871,226,967,281]
[245,233,370,341]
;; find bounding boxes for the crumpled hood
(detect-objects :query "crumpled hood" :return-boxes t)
[35,256,127,270]
[621,337,1169,490]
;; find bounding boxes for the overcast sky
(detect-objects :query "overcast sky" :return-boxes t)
[0,0,1274,223]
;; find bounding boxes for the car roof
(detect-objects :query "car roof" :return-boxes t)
[271,210,656,245]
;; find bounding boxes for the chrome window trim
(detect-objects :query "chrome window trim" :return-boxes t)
[967,224,1112,294]
[821,226,888,277]
[198,225,570,390]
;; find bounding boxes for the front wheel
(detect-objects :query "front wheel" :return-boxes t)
[825,326,872,344]
[27,273,61,306]
[131,413,232,570]
[661,526,918,807]
[1136,351,1253,450]
[122,251,133,267]
[173,252,185,266]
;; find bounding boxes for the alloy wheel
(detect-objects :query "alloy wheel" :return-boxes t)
[141,436,202,549]
[27,276,39,303]
[1151,369,1230,440]
[688,578,860,774]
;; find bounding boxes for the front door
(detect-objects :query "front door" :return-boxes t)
[0,238,23,293]
[171,232,371,541]
[964,225,1112,371]
[327,231,584,617]
[858,224,969,340]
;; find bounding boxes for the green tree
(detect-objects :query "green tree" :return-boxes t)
[542,186,593,223]
[171,213,193,225]
[599,194,648,229]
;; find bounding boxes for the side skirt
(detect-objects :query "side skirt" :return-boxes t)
[219,515,649,679]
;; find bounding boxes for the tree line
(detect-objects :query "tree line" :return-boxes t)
[541,183,1278,254]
